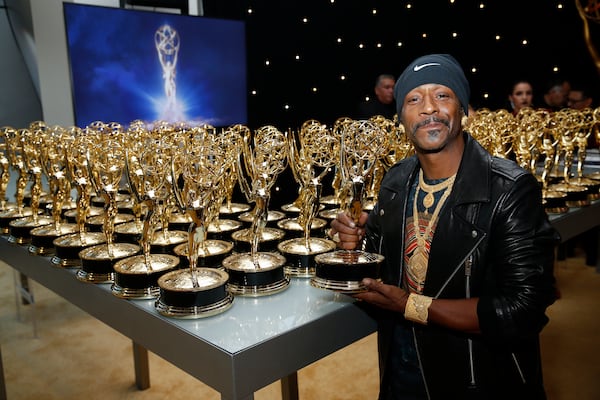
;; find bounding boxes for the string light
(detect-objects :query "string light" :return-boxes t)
[246,2,587,126]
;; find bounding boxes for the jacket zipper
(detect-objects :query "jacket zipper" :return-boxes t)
[465,254,476,387]
[413,236,483,398]
[412,325,432,400]
[511,353,526,384]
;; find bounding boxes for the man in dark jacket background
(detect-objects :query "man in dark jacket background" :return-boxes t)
[357,74,397,120]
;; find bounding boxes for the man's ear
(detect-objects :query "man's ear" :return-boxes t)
[461,108,468,129]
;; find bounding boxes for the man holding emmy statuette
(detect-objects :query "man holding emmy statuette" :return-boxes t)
[329,54,558,399]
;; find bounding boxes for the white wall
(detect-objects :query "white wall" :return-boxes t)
[5,0,38,95]
[29,0,118,126]
[0,0,42,127]
[29,0,201,127]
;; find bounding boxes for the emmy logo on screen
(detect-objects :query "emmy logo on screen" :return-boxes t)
[155,24,184,122]
[576,0,600,75]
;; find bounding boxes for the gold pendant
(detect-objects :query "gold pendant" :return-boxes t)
[408,247,428,283]
[423,192,435,210]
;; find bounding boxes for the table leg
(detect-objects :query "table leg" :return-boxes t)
[582,227,599,270]
[18,273,33,305]
[596,227,600,274]
[281,372,299,400]
[218,368,299,399]
[0,344,7,400]
[132,341,150,390]
[13,271,38,338]
[220,394,254,400]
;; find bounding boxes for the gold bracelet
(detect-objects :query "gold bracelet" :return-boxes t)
[404,293,433,325]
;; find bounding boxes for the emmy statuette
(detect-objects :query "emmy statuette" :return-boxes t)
[111,127,180,299]
[155,125,234,318]
[76,123,140,282]
[277,120,337,277]
[221,125,290,296]
[312,119,387,293]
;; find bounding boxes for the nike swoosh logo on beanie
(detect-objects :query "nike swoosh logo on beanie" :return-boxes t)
[413,63,441,72]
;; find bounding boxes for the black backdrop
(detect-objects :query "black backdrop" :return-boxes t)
[201,0,599,130]
[197,0,600,208]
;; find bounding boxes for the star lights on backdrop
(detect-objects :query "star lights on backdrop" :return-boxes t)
[203,0,597,128]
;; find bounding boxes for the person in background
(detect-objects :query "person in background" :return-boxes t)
[539,77,569,111]
[567,83,594,111]
[357,74,396,120]
[330,53,558,399]
[508,79,534,115]
[568,82,596,147]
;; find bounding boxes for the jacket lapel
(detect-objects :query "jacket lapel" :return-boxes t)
[424,134,492,297]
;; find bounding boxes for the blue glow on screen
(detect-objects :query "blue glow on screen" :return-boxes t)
[63,3,247,128]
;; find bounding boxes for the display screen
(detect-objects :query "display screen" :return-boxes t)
[63,3,247,128]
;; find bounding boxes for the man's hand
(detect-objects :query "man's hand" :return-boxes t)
[353,278,409,313]
[329,211,369,250]
[355,278,482,333]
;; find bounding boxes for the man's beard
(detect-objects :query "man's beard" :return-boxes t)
[410,117,452,154]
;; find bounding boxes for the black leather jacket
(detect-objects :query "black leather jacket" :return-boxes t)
[365,133,558,399]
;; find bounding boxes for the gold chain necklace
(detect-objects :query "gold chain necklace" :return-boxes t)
[407,169,456,291]
[418,169,456,214]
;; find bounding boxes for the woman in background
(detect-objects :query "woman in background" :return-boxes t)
[508,79,534,115]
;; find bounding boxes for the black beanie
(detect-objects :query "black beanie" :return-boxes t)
[394,54,470,116]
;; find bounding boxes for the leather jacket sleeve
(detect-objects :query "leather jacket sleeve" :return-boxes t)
[475,171,558,345]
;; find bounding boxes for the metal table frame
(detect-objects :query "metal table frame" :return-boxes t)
[0,237,376,400]
[549,199,600,271]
